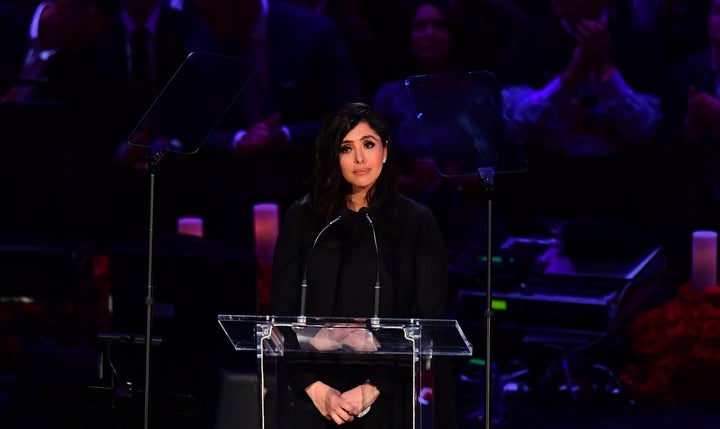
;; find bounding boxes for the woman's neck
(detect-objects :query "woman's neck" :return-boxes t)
[346,191,368,212]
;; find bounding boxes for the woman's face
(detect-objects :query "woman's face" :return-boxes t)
[410,3,452,63]
[338,121,387,195]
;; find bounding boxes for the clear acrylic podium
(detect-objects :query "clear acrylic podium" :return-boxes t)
[218,315,473,429]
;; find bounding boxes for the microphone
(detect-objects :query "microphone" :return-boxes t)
[359,208,381,328]
[298,209,351,325]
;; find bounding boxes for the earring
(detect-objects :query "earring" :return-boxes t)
[382,158,386,164]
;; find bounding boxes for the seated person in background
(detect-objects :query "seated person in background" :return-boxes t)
[373,0,495,253]
[450,0,532,78]
[373,0,517,256]
[0,1,44,98]
[498,0,665,234]
[1,0,117,103]
[43,0,196,250]
[183,0,363,247]
[282,0,410,103]
[658,0,720,283]
[650,0,712,66]
[373,0,462,203]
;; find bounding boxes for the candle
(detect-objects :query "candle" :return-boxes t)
[692,230,717,292]
[177,216,203,238]
[253,203,280,267]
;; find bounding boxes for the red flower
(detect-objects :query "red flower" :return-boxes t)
[620,282,720,406]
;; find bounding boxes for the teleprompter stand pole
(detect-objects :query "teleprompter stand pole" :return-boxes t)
[143,150,165,429]
[479,166,495,429]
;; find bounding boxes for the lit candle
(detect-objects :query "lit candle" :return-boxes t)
[253,203,280,267]
[692,230,717,292]
[177,216,203,238]
[254,203,279,314]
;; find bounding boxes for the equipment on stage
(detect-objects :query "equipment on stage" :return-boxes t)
[406,69,527,429]
[450,223,665,344]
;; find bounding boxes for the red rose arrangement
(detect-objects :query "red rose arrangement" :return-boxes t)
[619,282,720,406]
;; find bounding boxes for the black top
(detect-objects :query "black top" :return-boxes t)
[269,195,452,429]
[271,194,448,319]
[334,210,377,317]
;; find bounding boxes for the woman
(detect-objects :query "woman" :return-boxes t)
[270,102,453,428]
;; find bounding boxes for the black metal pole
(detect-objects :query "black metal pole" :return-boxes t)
[478,167,495,429]
[143,150,165,429]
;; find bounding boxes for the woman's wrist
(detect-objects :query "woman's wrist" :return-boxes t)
[362,380,380,401]
[357,381,378,418]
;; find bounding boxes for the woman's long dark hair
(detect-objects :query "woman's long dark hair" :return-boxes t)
[309,102,399,224]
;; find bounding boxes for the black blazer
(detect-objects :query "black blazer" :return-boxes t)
[269,194,452,429]
[270,194,448,320]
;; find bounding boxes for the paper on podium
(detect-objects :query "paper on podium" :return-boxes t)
[306,324,381,352]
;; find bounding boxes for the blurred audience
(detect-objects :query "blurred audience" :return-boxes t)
[652,0,712,65]
[58,0,196,250]
[499,0,666,233]
[282,0,409,101]
[0,1,42,98]
[0,1,198,250]
[3,0,720,268]
[509,0,554,20]
[450,0,532,78]
[185,0,363,246]
[1,0,117,103]
[658,0,720,281]
[371,0,516,255]
[371,0,464,248]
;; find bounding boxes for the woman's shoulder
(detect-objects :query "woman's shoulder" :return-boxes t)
[384,195,442,239]
[396,194,433,217]
[284,195,316,220]
[288,194,313,208]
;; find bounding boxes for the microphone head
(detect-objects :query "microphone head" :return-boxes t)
[330,208,353,226]
[358,207,372,224]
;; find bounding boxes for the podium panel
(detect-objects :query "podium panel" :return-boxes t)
[218,315,472,429]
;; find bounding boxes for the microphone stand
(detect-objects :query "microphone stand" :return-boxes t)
[477,166,496,429]
[298,211,347,326]
[401,69,525,428]
[143,149,165,429]
[360,208,381,329]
